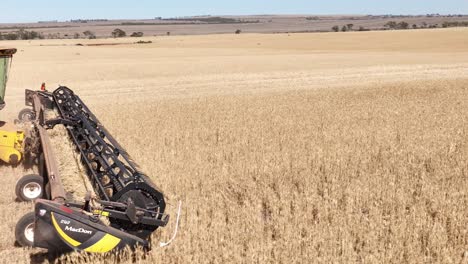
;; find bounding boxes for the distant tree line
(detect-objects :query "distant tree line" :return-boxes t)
[330,20,467,33]
[160,16,259,24]
[70,19,108,23]
[0,28,148,41]
[3,20,468,41]
[334,21,411,31]
[0,29,44,40]
[384,21,410,30]
[331,24,370,32]
[441,21,468,28]
[413,22,439,29]
[111,28,144,38]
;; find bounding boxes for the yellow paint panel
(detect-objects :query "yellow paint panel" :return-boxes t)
[93,210,110,217]
[51,213,81,247]
[85,234,121,253]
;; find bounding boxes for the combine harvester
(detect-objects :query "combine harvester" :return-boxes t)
[0,48,24,165]
[0,48,179,254]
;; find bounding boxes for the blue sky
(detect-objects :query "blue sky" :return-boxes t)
[1,0,467,23]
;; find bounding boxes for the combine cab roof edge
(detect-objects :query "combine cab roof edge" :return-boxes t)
[0,48,17,56]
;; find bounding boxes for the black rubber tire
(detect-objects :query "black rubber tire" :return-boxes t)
[15,174,44,202]
[9,154,19,166]
[18,108,35,122]
[15,212,35,247]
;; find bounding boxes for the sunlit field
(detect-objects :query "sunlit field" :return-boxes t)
[0,28,467,263]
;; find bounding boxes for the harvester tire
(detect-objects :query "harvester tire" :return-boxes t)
[9,154,19,166]
[15,174,43,202]
[15,212,35,247]
[18,108,35,122]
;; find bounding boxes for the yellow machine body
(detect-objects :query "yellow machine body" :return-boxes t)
[0,129,24,164]
[0,48,22,165]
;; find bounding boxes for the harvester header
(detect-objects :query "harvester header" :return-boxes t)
[14,86,170,253]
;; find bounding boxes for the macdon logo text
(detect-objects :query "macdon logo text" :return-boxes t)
[64,226,93,235]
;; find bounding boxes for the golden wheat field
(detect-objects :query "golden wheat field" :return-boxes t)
[0,28,467,263]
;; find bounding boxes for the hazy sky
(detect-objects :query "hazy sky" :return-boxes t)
[1,0,467,23]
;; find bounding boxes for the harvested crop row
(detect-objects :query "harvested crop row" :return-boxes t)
[45,109,94,202]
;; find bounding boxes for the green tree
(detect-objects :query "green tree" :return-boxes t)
[111,28,126,38]
[3,33,18,40]
[385,21,398,29]
[130,32,144,37]
[398,21,409,29]
[83,30,96,39]
[332,26,339,32]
